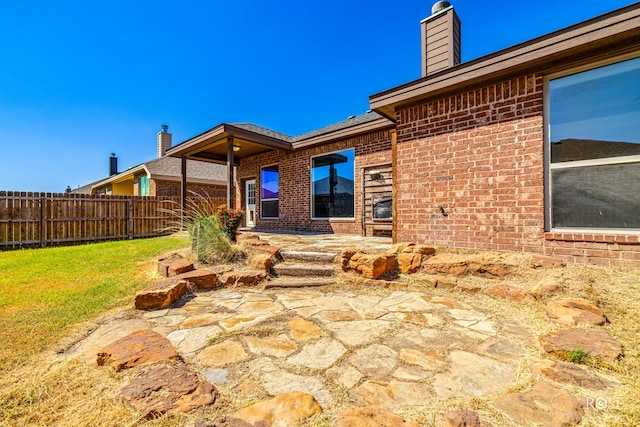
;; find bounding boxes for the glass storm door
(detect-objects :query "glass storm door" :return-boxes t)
[245,179,256,227]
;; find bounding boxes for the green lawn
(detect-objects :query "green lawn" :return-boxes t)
[0,235,190,368]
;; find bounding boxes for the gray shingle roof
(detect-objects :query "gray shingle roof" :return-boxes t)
[230,110,386,144]
[144,156,226,181]
[293,110,384,142]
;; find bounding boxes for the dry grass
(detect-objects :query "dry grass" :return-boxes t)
[1,249,639,426]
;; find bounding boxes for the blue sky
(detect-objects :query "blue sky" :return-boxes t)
[0,0,636,192]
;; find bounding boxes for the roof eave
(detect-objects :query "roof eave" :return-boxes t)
[165,123,293,159]
[370,4,640,118]
[292,117,396,149]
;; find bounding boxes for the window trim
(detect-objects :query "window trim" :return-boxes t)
[260,164,279,219]
[310,148,356,220]
[544,51,640,233]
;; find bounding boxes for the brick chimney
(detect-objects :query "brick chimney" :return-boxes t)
[421,1,461,77]
[157,124,172,158]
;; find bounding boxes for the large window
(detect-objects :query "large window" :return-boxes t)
[547,56,640,230]
[311,149,355,218]
[261,165,279,218]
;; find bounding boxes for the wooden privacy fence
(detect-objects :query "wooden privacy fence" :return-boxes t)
[0,192,225,249]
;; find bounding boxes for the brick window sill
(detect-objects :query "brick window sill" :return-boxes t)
[545,232,640,245]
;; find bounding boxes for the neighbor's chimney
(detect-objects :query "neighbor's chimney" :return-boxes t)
[157,124,172,158]
[421,1,461,77]
[109,153,118,176]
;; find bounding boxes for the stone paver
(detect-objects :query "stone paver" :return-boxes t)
[70,231,625,426]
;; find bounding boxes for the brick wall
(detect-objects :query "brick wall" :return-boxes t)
[236,129,392,234]
[395,73,640,267]
[152,179,226,199]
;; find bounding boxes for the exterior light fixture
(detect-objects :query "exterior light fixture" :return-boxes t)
[233,145,240,152]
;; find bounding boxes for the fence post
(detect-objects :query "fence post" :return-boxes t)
[39,195,46,248]
[128,198,134,239]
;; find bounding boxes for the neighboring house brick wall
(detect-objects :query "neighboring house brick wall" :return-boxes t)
[236,129,392,234]
[152,179,226,198]
[395,73,640,267]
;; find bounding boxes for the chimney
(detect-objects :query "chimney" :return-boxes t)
[157,124,172,158]
[109,153,118,176]
[421,1,461,77]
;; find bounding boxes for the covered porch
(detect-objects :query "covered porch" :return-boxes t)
[165,123,293,211]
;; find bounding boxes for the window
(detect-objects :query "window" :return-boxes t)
[261,165,279,218]
[138,176,150,196]
[311,149,355,218]
[547,56,640,230]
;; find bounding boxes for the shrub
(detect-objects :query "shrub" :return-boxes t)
[189,214,238,264]
[215,205,245,242]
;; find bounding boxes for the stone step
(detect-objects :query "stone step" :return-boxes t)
[272,263,335,277]
[280,250,338,264]
[264,278,336,289]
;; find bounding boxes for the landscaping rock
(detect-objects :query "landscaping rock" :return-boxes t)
[423,253,471,276]
[397,252,422,273]
[228,391,321,427]
[486,284,530,301]
[244,335,297,358]
[250,253,273,271]
[167,259,195,276]
[546,299,606,326]
[96,329,180,371]
[456,282,481,293]
[135,279,189,310]
[467,253,519,277]
[539,328,623,359]
[119,363,217,418]
[494,380,584,427]
[337,406,420,427]
[529,277,562,300]
[348,251,394,279]
[531,359,605,389]
[403,244,436,256]
[529,254,566,268]
[220,271,267,287]
[286,338,347,370]
[176,269,218,290]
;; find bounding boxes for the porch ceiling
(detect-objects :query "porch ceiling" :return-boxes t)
[165,124,293,164]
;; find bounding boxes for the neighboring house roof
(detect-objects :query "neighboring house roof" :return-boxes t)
[90,156,226,192]
[71,182,99,194]
[370,4,640,119]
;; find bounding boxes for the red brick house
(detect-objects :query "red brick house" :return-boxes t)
[167,2,640,266]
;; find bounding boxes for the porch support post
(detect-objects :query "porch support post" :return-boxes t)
[181,156,187,229]
[226,136,235,209]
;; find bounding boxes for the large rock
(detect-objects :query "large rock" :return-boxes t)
[167,259,195,276]
[119,363,217,418]
[176,269,218,290]
[531,359,605,389]
[96,329,180,371]
[220,271,267,287]
[486,284,530,301]
[336,406,420,427]
[546,300,606,326]
[539,328,623,359]
[529,277,562,300]
[349,251,395,279]
[135,279,189,310]
[397,253,423,274]
[228,391,321,427]
[494,380,584,427]
[423,253,518,277]
[423,253,471,276]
